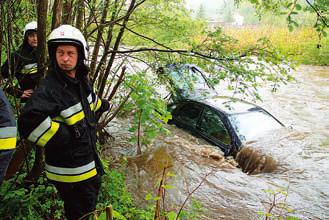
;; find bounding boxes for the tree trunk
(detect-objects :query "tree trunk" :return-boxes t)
[62,0,74,24]
[0,4,3,73]
[137,110,142,155]
[24,0,49,183]
[89,0,111,78]
[75,0,84,30]
[51,0,63,30]
[92,0,120,83]
[98,0,136,97]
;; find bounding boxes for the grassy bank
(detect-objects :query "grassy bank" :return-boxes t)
[223,25,329,66]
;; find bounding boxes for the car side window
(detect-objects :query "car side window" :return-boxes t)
[174,102,203,127]
[200,107,231,145]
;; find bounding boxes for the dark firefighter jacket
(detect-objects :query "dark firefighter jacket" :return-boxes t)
[18,63,109,183]
[0,88,17,150]
[1,42,42,102]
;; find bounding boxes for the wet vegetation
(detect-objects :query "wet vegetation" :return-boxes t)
[224,25,329,66]
[0,0,328,219]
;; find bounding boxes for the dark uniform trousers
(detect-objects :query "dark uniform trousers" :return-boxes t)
[52,175,101,220]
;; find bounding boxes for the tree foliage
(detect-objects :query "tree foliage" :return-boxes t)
[0,0,299,152]
[236,0,328,46]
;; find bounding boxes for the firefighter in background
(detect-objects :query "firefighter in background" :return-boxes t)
[0,21,43,182]
[18,24,109,220]
[0,88,17,185]
[1,21,41,103]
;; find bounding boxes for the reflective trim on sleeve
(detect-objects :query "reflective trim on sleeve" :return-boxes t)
[45,168,97,183]
[87,93,92,103]
[0,127,17,138]
[36,121,60,147]
[27,117,52,143]
[0,137,16,150]
[27,117,60,147]
[94,98,102,112]
[21,63,38,74]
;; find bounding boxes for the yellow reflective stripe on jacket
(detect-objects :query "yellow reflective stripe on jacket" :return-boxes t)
[0,137,16,150]
[65,111,85,125]
[87,93,95,111]
[27,117,60,147]
[58,102,85,125]
[45,168,97,183]
[0,127,17,150]
[21,63,38,74]
[94,98,102,111]
[89,103,94,111]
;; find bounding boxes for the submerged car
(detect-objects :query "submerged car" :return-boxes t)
[157,64,217,101]
[168,96,284,156]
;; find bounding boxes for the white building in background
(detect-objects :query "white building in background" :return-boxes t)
[232,13,244,26]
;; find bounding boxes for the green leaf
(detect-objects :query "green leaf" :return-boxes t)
[166,171,176,177]
[98,212,106,220]
[286,216,299,220]
[145,193,153,201]
[295,4,302,11]
[113,210,127,220]
[162,184,176,190]
[166,211,178,220]
[153,196,161,201]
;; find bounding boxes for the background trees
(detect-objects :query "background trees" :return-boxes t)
[0,0,324,150]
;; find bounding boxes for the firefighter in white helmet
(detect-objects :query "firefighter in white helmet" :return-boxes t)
[18,25,109,220]
[1,21,40,103]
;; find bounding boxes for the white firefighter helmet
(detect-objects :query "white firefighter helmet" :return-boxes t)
[47,25,88,60]
[23,21,37,36]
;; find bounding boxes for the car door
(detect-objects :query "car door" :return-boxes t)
[198,106,233,155]
[171,101,203,132]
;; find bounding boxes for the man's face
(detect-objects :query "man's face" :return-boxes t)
[55,45,78,74]
[27,32,38,48]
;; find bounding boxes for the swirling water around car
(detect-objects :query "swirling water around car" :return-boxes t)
[106,66,329,219]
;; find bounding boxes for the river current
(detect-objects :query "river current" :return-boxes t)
[105,65,329,220]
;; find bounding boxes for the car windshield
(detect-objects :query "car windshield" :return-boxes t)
[164,65,216,100]
[228,110,282,143]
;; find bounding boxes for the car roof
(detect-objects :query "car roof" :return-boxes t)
[188,96,263,115]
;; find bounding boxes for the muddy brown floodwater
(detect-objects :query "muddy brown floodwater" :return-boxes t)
[105,65,329,220]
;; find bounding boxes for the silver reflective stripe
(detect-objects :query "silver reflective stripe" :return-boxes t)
[22,63,37,70]
[60,102,83,118]
[87,93,92,103]
[27,117,51,143]
[0,127,17,138]
[45,161,96,175]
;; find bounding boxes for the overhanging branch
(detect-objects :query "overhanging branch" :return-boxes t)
[104,47,247,61]
[305,0,328,27]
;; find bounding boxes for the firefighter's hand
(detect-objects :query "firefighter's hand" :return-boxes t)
[21,89,34,98]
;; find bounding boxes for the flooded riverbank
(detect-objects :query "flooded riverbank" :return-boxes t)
[105,65,329,219]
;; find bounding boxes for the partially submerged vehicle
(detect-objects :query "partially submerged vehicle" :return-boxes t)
[168,96,284,156]
[159,64,284,156]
